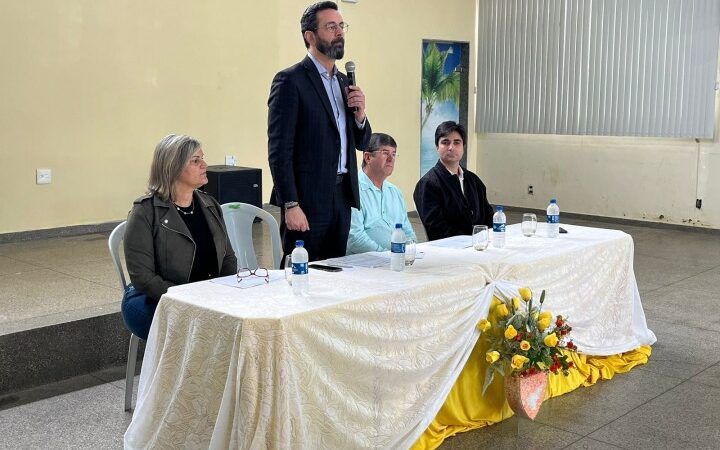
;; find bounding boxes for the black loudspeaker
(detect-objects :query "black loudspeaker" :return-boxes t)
[201,165,262,208]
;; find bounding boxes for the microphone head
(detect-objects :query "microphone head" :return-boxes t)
[345,61,356,73]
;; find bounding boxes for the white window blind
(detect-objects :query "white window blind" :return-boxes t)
[476,0,720,138]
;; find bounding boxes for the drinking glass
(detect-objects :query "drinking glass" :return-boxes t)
[405,239,417,266]
[284,255,293,285]
[522,213,537,237]
[472,225,489,251]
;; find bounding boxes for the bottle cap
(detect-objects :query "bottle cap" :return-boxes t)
[395,223,402,228]
[295,240,304,247]
[550,198,557,203]
[496,205,504,211]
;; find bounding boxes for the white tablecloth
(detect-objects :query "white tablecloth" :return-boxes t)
[124,224,656,449]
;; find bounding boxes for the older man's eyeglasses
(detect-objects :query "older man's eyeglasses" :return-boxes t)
[371,150,399,159]
[237,267,269,284]
[317,22,349,33]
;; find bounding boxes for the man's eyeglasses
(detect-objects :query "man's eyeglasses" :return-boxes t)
[317,22,349,33]
[371,150,399,158]
[237,267,269,283]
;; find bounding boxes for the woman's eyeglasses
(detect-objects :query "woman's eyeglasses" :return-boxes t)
[237,267,269,283]
[189,155,205,166]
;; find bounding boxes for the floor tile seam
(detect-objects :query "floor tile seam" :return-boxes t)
[661,267,720,288]
[559,435,586,450]
[0,267,48,279]
[655,286,720,299]
[93,375,124,393]
[685,361,720,389]
[585,377,692,439]
[636,359,720,380]
[683,378,720,390]
[555,368,687,439]
[642,299,720,319]
[525,417,586,442]
[642,315,720,334]
[638,285,664,295]
[44,266,123,291]
[635,253,718,269]
[559,435,629,450]
[633,365,688,382]
[647,316,720,335]
[0,253,112,269]
[0,253,47,268]
[633,250,720,265]
[532,371,663,441]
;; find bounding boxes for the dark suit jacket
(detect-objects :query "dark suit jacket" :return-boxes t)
[267,56,372,217]
[413,160,494,241]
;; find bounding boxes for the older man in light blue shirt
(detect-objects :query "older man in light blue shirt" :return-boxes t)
[347,133,416,254]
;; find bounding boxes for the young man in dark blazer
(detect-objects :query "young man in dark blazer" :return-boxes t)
[413,121,494,241]
[268,1,372,262]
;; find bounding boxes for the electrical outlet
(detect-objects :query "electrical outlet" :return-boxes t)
[36,168,52,185]
[225,155,236,166]
[527,185,534,195]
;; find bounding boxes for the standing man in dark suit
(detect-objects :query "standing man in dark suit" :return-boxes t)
[268,1,372,262]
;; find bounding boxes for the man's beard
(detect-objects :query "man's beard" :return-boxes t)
[316,36,345,60]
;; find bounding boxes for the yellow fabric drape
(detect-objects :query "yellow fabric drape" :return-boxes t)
[412,297,652,450]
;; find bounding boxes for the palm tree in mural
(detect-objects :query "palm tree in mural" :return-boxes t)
[421,42,461,130]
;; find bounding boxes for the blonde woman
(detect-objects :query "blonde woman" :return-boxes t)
[122,134,237,339]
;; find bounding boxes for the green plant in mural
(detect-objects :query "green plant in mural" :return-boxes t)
[421,42,461,130]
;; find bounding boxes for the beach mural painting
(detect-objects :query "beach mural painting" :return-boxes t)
[420,40,468,176]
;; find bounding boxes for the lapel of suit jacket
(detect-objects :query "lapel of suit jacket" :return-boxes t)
[434,160,469,207]
[337,73,353,134]
[302,56,340,135]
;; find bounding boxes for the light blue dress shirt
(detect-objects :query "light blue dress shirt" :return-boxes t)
[307,52,349,174]
[347,170,417,254]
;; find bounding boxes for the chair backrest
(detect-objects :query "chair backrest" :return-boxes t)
[221,202,283,270]
[108,221,128,291]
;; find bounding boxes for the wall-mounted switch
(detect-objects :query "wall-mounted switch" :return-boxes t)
[36,168,52,185]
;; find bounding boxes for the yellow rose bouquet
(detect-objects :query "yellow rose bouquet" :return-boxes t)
[480,287,576,396]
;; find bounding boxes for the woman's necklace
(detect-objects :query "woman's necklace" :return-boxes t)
[174,199,195,215]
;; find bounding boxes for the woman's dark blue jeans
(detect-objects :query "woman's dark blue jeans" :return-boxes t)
[121,285,157,341]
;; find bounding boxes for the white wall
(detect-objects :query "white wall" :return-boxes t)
[477,132,720,228]
[476,47,720,230]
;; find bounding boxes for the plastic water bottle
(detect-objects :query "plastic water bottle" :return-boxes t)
[390,223,406,272]
[291,240,309,295]
[547,198,560,238]
[492,205,506,248]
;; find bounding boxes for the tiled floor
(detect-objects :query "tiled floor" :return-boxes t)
[1,210,720,449]
[0,233,122,335]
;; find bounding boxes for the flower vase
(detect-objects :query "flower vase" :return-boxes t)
[504,372,548,420]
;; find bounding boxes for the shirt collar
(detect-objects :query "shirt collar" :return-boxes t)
[445,164,464,178]
[307,52,338,78]
[359,169,385,192]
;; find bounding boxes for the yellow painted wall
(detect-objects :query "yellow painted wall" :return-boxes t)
[0,0,477,233]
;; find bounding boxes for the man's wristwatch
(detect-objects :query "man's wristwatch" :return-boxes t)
[284,201,299,210]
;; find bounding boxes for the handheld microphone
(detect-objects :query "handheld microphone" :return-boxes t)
[344,61,357,111]
[345,61,356,86]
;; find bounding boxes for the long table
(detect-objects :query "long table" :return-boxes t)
[124,224,656,449]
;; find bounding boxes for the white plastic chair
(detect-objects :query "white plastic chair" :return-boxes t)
[108,220,141,412]
[221,202,283,270]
